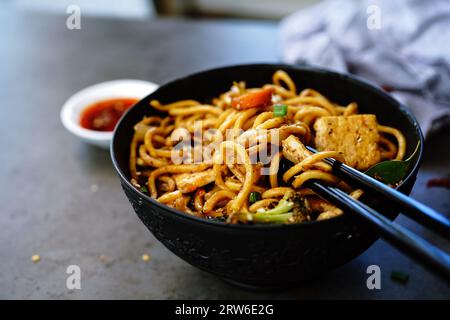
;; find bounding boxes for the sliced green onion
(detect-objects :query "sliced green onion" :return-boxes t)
[391,271,409,283]
[273,104,288,117]
[249,191,261,204]
[140,186,148,194]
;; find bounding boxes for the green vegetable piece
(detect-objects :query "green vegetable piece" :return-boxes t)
[140,186,148,194]
[260,198,293,215]
[253,212,293,224]
[273,104,287,117]
[365,141,420,185]
[249,191,261,204]
[251,193,294,224]
[391,271,409,283]
[251,192,310,224]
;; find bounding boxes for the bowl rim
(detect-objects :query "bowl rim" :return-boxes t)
[111,63,424,230]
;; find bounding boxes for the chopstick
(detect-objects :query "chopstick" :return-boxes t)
[307,181,450,280]
[306,146,450,240]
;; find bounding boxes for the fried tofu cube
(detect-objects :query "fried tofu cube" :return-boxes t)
[314,115,381,170]
[282,135,329,171]
[282,135,312,163]
[174,169,215,193]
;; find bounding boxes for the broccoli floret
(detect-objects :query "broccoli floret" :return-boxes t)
[253,191,310,224]
[253,211,294,223]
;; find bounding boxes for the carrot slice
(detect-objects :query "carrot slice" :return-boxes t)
[231,87,274,110]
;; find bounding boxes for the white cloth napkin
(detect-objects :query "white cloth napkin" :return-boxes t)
[280,0,450,136]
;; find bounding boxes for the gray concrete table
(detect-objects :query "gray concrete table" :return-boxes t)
[0,8,449,299]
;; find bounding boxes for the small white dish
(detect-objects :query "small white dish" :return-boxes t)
[61,79,158,149]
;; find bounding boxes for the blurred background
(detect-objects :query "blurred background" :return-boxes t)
[13,0,318,20]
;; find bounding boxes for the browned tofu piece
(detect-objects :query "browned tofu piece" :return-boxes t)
[174,169,215,193]
[282,135,312,163]
[281,135,328,170]
[314,115,381,170]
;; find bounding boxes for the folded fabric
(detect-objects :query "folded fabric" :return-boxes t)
[280,0,450,136]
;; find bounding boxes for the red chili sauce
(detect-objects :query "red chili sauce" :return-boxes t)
[79,98,138,131]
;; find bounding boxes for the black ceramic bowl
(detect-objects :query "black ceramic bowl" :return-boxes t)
[111,64,423,289]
